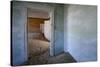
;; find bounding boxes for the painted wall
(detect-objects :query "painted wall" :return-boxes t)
[12,1,65,65]
[64,5,97,62]
[12,2,27,65]
[40,7,65,55]
[54,5,64,55]
[44,20,51,41]
[28,18,44,33]
[28,8,49,19]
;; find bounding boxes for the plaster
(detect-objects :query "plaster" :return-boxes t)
[64,5,97,62]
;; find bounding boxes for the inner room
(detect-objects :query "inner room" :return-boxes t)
[27,8,51,64]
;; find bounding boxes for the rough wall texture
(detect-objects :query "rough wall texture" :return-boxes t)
[64,5,97,62]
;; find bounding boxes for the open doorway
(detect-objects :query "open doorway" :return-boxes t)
[27,8,52,64]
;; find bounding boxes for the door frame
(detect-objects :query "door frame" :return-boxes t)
[26,6,55,57]
[49,7,55,56]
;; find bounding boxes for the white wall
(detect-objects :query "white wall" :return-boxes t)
[44,20,51,41]
[64,5,97,62]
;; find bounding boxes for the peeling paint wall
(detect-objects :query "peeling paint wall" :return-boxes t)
[64,5,97,62]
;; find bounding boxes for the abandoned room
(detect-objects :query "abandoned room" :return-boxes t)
[11,1,97,66]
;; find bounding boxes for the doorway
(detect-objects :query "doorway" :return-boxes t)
[27,8,53,64]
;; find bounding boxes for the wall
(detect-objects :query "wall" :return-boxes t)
[12,1,65,65]
[64,5,97,62]
[54,5,64,55]
[12,2,27,65]
[28,18,44,33]
[28,8,49,19]
[12,1,53,65]
[28,18,44,39]
[37,6,65,55]
[44,20,51,41]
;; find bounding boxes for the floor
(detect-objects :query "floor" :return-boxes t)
[26,50,76,65]
[22,39,76,65]
[21,32,76,65]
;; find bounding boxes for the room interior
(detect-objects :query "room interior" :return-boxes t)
[26,8,76,65]
[11,1,97,66]
[27,8,50,64]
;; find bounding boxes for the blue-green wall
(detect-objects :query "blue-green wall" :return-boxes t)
[54,5,64,55]
[12,2,27,65]
[12,1,64,65]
